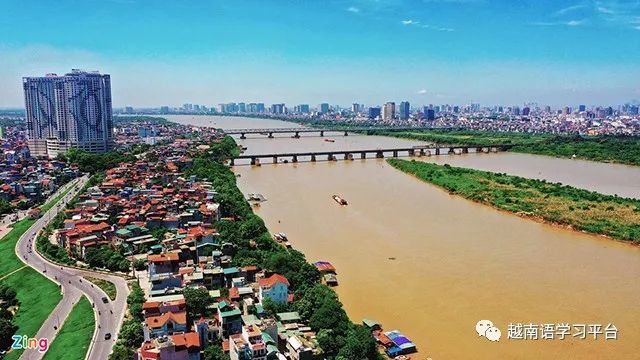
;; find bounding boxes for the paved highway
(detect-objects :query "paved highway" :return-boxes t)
[14,176,130,360]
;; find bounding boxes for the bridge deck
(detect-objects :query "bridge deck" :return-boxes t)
[233,144,513,159]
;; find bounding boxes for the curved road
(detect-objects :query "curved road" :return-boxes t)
[14,176,130,360]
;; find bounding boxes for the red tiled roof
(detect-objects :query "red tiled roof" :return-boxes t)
[229,287,240,300]
[144,311,187,329]
[148,253,179,263]
[170,332,199,348]
[258,273,290,288]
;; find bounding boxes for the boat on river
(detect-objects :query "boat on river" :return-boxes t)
[332,195,348,205]
[324,138,336,142]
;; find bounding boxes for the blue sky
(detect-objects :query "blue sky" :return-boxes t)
[1,0,639,108]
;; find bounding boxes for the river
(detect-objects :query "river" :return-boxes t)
[171,115,640,360]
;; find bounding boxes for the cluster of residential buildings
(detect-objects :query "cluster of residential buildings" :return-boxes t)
[0,118,80,211]
[47,126,325,360]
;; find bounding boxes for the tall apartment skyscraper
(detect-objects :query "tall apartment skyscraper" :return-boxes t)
[319,103,330,114]
[399,101,410,120]
[382,102,396,121]
[23,69,113,157]
[368,106,381,119]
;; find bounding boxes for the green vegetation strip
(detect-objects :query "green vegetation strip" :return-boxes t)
[370,130,640,166]
[1,269,62,360]
[0,183,75,360]
[43,296,95,360]
[388,159,640,243]
[84,276,117,300]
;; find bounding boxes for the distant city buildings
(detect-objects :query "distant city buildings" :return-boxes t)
[23,69,114,157]
[270,103,285,114]
[382,102,395,121]
[399,101,410,120]
[293,104,310,114]
[319,103,329,114]
[368,106,381,120]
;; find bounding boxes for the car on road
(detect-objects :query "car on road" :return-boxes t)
[104,333,111,340]
[101,296,109,303]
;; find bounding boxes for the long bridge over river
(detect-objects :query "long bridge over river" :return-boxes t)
[223,126,450,139]
[230,144,514,166]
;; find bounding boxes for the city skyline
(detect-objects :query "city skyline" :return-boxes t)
[1,0,640,108]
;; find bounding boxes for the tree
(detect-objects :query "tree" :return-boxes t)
[133,258,147,271]
[317,329,344,357]
[239,214,267,240]
[183,287,213,321]
[309,297,349,335]
[108,344,134,360]
[202,344,230,360]
[0,285,17,307]
[337,325,380,360]
[261,297,290,318]
[0,199,12,215]
[119,319,144,348]
[0,318,18,352]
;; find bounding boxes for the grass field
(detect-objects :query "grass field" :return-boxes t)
[0,182,75,360]
[388,159,640,243]
[42,296,95,360]
[0,218,35,276]
[84,276,117,300]
[1,269,63,360]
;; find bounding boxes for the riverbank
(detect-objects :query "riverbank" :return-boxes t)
[387,159,640,243]
[366,130,640,166]
[189,136,381,358]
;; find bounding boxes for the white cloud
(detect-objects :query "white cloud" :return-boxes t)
[346,6,360,13]
[635,25,640,30]
[532,19,586,27]
[418,89,427,94]
[597,6,615,14]
[553,4,586,16]
[566,19,585,26]
[402,19,419,25]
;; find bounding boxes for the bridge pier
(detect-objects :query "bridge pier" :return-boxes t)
[475,147,482,153]
[293,132,300,138]
[251,157,261,166]
[268,132,274,138]
[229,159,234,166]
[328,154,336,161]
[448,148,455,155]
[392,150,398,158]
[418,149,424,157]
[462,147,469,154]
[435,148,440,155]
[344,153,354,160]
[311,155,316,162]
[376,151,384,159]
[320,131,324,137]
[240,133,246,139]
[292,155,298,163]
[273,156,278,164]
[344,131,348,136]
[408,149,415,157]
[361,152,366,159]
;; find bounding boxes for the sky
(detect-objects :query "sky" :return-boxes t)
[1,0,639,108]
